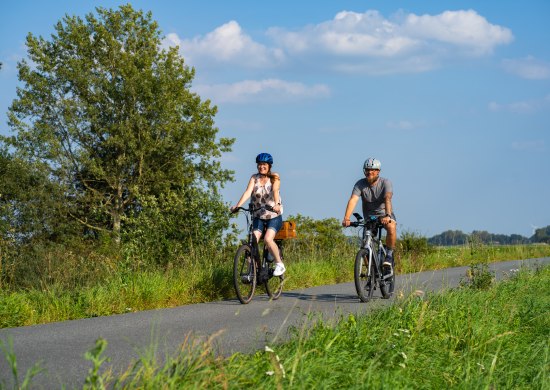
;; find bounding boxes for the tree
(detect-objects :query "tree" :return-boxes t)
[428,230,469,246]
[531,226,550,244]
[0,148,72,243]
[3,5,234,245]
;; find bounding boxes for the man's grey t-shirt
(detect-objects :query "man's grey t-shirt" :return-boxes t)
[352,177,393,218]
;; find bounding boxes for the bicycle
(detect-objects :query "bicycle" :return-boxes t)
[232,205,285,304]
[349,213,395,302]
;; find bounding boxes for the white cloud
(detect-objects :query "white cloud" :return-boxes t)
[502,56,550,80]
[402,10,513,55]
[164,21,284,68]
[268,9,513,73]
[194,79,330,104]
[489,95,550,114]
[164,9,513,75]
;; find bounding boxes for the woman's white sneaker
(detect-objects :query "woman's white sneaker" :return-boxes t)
[273,262,286,276]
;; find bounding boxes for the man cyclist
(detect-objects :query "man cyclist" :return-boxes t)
[342,158,396,275]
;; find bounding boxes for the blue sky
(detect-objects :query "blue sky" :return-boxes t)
[1,1,549,238]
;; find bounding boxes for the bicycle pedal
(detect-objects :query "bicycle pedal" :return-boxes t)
[241,274,253,284]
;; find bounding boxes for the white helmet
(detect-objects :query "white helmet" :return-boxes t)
[363,158,381,174]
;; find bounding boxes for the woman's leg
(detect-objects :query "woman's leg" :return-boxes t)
[263,229,282,263]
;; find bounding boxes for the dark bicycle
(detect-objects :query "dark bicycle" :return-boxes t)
[232,205,285,304]
[349,213,395,302]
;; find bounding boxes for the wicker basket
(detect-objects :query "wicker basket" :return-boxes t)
[274,220,297,240]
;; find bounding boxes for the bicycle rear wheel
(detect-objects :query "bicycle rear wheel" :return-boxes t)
[233,244,256,304]
[354,248,375,302]
[265,246,283,300]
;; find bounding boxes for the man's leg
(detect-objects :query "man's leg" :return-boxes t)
[383,220,396,273]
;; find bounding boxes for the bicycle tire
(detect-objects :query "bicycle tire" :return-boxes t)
[354,248,375,302]
[265,246,283,300]
[233,244,256,304]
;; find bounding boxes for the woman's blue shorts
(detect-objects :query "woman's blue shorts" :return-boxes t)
[253,215,283,234]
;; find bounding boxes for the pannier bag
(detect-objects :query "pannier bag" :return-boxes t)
[274,220,297,240]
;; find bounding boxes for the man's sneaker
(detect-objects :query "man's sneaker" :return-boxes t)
[273,262,286,276]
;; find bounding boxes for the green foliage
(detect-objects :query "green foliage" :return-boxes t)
[429,229,532,246]
[0,338,43,389]
[428,229,469,246]
[83,338,110,390]
[460,263,495,290]
[397,230,433,255]
[0,148,77,243]
[3,4,234,244]
[531,225,550,244]
[286,213,349,251]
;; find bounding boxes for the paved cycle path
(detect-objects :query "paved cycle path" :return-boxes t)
[1,257,548,388]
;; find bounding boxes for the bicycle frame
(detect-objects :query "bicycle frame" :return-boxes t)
[360,218,387,281]
[241,205,277,269]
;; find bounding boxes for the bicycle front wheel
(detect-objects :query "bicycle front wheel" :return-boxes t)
[233,244,256,304]
[354,248,375,302]
[265,246,283,300]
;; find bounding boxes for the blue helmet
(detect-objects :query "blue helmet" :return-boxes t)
[256,153,273,165]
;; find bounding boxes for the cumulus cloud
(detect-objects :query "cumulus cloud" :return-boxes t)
[164,9,513,75]
[502,56,550,80]
[164,21,284,68]
[402,10,513,55]
[194,79,330,104]
[268,9,513,73]
[489,94,550,114]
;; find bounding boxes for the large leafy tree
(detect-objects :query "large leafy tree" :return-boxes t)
[4,5,234,245]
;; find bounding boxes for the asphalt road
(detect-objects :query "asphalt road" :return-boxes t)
[1,257,548,389]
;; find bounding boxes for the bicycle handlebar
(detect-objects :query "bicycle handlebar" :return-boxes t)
[349,215,383,229]
[231,204,275,214]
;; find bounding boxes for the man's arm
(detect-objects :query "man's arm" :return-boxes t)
[382,191,393,225]
[342,194,360,226]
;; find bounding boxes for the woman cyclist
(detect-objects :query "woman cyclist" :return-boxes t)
[231,153,286,276]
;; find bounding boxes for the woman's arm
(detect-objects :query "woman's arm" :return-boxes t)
[232,176,255,210]
[271,173,282,213]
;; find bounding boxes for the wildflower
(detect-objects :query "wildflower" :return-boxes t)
[265,345,286,378]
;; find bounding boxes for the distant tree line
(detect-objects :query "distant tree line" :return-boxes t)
[428,226,550,246]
